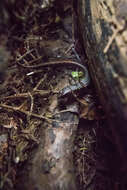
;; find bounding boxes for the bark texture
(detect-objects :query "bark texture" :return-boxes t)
[15,100,79,190]
[77,0,127,165]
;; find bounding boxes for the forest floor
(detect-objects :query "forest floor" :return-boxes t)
[0,1,116,189]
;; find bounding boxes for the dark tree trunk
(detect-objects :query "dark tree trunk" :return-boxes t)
[76,0,127,168]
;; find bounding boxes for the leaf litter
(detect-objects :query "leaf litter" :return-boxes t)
[0,0,116,189]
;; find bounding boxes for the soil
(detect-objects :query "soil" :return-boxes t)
[0,0,120,189]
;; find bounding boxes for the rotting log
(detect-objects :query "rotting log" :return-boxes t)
[15,99,79,190]
[76,0,127,167]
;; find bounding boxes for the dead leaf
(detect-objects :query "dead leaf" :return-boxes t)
[80,104,97,120]
[3,118,17,129]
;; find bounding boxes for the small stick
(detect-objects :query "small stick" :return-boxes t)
[33,74,47,91]
[27,92,34,122]
[17,56,43,66]
[0,104,52,122]
[104,28,120,54]
[104,16,125,54]
[16,49,34,62]
[1,90,50,100]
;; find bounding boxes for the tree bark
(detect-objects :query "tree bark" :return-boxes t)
[76,0,127,166]
[15,97,79,190]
